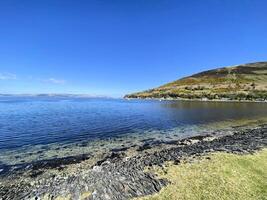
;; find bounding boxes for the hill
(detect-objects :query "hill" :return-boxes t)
[125,62,267,101]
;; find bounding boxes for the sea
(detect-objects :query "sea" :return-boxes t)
[0,96,266,166]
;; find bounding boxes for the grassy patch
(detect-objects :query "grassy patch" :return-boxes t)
[137,149,267,200]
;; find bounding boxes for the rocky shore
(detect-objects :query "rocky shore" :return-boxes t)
[0,125,266,200]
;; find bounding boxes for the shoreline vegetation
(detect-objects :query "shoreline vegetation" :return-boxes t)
[124,94,267,103]
[0,122,266,199]
[125,97,267,103]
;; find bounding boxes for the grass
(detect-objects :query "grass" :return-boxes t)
[137,149,267,200]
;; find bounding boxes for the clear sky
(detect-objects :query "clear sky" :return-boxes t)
[0,0,267,97]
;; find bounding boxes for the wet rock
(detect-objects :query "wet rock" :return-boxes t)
[111,147,129,153]
[29,170,44,178]
[137,143,152,151]
[0,154,91,178]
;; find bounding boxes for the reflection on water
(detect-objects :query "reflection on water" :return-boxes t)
[161,100,267,123]
[0,97,266,165]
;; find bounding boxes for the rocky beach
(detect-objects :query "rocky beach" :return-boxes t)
[1,123,266,200]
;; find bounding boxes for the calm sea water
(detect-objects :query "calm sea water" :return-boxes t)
[0,97,267,165]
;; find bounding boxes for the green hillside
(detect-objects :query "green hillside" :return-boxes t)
[125,62,267,101]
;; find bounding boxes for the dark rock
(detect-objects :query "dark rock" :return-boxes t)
[137,143,152,151]
[111,147,129,152]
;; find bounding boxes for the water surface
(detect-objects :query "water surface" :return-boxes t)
[0,97,266,165]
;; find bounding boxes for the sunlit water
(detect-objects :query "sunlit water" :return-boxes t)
[0,96,267,166]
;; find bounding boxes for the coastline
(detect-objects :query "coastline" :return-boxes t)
[124,97,267,103]
[1,123,266,200]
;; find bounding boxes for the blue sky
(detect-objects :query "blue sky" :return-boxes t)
[0,0,267,97]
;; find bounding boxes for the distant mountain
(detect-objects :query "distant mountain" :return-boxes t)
[0,94,110,98]
[125,62,267,101]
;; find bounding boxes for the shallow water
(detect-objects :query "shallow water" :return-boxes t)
[0,96,267,165]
